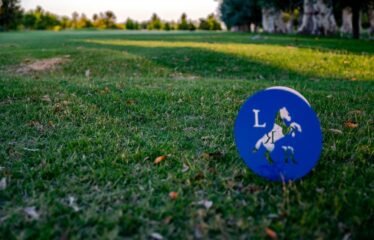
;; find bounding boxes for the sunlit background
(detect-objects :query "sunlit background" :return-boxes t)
[21,0,219,21]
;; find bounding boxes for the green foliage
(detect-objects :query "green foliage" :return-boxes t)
[219,0,262,30]
[188,21,197,31]
[147,13,163,30]
[164,22,172,31]
[22,6,60,30]
[259,0,301,11]
[178,13,190,30]
[103,11,117,29]
[0,0,22,30]
[76,14,93,29]
[125,18,140,30]
[91,11,120,29]
[199,14,222,30]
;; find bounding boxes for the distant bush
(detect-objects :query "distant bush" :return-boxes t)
[199,14,222,30]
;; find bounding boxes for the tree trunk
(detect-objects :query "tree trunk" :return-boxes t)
[298,0,318,34]
[274,12,287,33]
[341,7,353,35]
[369,2,374,37]
[231,24,251,32]
[315,0,337,35]
[286,14,295,33]
[262,8,287,33]
[262,8,276,33]
[298,0,337,35]
[352,2,360,39]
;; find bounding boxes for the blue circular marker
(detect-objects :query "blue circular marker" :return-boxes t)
[234,87,322,181]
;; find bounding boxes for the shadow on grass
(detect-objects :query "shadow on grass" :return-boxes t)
[76,39,374,82]
[65,31,374,54]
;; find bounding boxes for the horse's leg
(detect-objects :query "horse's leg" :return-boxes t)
[265,151,274,164]
[291,152,297,164]
[282,146,289,163]
[264,143,275,164]
[253,135,265,153]
[283,146,297,164]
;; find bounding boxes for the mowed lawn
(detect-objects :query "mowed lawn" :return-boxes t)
[0,31,373,239]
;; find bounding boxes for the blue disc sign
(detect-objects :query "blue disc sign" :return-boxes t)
[234,87,322,181]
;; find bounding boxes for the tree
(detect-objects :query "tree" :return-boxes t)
[60,16,70,29]
[23,10,37,29]
[335,0,374,39]
[188,21,197,31]
[298,0,337,36]
[125,18,139,30]
[92,11,118,29]
[0,0,22,30]
[369,1,374,36]
[22,6,60,30]
[70,11,79,29]
[259,0,301,33]
[77,14,92,29]
[199,14,222,30]
[178,13,189,30]
[147,13,163,30]
[104,11,117,29]
[164,22,172,31]
[219,0,261,31]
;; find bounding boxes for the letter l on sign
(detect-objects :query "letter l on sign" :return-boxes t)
[253,109,266,128]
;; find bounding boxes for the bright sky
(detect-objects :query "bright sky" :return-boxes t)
[20,0,219,22]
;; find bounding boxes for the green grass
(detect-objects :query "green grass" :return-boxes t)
[0,30,373,239]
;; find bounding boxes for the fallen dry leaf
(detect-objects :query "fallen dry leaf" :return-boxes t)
[201,152,223,159]
[41,95,51,103]
[24,207,40,220]
[68,196,80,212]
[226,180,236,189]
[244,184,261,193]
[126,99,136,105]
[169,191,178,200]
[194,171,205,180]
[28,120,44,131]
[154,155,167,164]
[265,227,278,239]
[348,110,363,115]
[85,69,91,78]
[197,200,213,210]
[182,163,190,173]
[344,121,358,129]
[150,232,163,240]
[163,216,172,224]
[328,128,343,134]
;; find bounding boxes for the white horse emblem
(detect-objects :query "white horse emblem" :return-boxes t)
[253,107,302,164]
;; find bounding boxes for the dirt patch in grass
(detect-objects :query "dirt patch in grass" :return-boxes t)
[15,56,70,74]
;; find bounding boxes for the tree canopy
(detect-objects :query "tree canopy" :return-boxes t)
[219,0,261,30]
[0,0,22,30]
